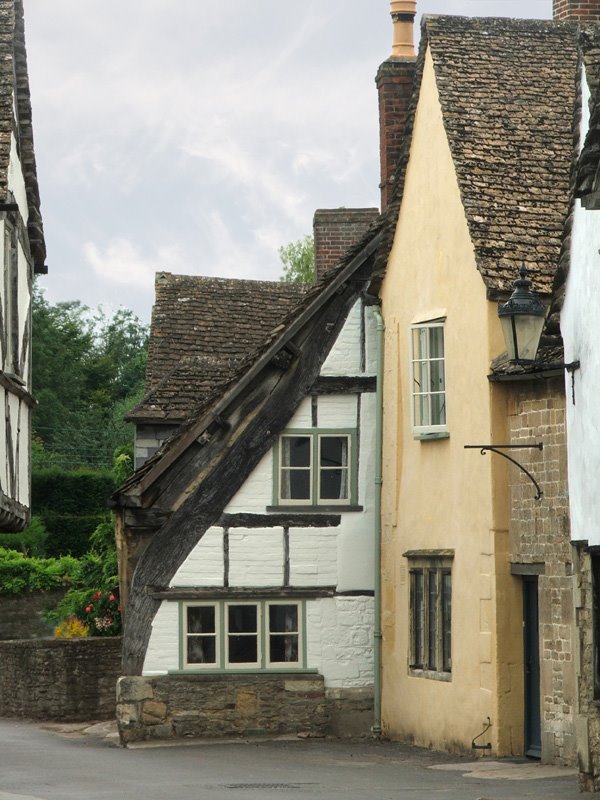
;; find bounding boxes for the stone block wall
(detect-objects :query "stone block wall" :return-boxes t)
[572,547,598,791]
[507,377,576,766]
[0,637,122,721]
[117,673,328,745]
[0,590,65,640]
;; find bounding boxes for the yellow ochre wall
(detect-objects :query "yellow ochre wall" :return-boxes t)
[379,48,521,755]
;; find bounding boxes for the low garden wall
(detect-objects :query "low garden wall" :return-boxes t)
[0,637,122,721]
[0,590,65,640]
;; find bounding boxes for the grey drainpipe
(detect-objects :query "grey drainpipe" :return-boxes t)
[372,307,384,738]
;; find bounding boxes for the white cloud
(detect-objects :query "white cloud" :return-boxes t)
[83,239,170,290]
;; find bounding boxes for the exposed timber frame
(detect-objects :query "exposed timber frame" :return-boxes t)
[120,250,378,674]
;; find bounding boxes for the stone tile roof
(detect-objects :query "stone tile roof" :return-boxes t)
[375,16,595,300]
[128,273,307,422]
[0,1,45,271]
[576,29,600,199]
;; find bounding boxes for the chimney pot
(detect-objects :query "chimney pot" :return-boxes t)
[390,0,417,59]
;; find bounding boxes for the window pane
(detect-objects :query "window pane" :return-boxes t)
[228,635,258,664]
[187,606,215,634]
[320,437,348,468]
[269,604,298,633]
[270,634,299,663]
[228,605,257,633]
[281,468,311,500]
[281,436,311,467]
[320,468,348,500]
[429,326,444,358]
[187,636,216,664]
[412,360,426,393]
[430,393,446,426]
[413,327,427,360]
[429,359,445,393]
[442,571,452,672]
[413,389,429,428]
[428,571,438,670]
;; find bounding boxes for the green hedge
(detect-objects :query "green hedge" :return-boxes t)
[32,468,116,515]
[31,468,116,557]
[0,548,83,595]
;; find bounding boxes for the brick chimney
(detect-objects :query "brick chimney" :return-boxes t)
[313,208,379,281]
[553,0,600,20]
[376,1,417,211]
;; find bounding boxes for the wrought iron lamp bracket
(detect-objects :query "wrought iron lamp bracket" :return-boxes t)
[464,443,544,501]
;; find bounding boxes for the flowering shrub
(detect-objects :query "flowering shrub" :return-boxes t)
[54,615,89,639]
[78,589,121,637]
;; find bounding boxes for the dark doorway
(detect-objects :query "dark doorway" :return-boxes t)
[523,576,541,758]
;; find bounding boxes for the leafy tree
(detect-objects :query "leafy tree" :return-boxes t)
[279,235,315,284]
[31,284,149,469]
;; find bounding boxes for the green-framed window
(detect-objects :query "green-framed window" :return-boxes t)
[273,429,358,506]
[410,321,447,436]
[182,600,305,671]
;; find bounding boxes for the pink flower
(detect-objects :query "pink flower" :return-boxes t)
[109,594,115,602]
[94,592,102,599]
[85,606,92,613]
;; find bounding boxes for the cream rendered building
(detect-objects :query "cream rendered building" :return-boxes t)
[377,11,586,758]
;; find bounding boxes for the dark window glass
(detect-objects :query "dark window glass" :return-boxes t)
[411,570,424,667]
[228,605,257,633]
[269,635,299,663]
[285,470,311,500]
[269,604,298,632]
[187,606,215,634]
[187,636,216,664]
[320,437,346,468]
[227,604,258,664]
[428,570,438,670]
[442,571,452,672]
[282,436,311,467]
[319,436,349,501]
[281,436,312,500]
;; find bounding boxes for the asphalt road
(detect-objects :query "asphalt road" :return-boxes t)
[0,719,583,800]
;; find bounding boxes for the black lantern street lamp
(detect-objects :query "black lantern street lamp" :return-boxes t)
[498,267,546,364]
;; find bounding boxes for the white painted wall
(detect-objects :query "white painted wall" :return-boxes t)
[287,396,313,428]
[224,448,273,512]
[321,300,363,376]
[317,394,357,428]
[8,134,28,223]
[562,66,600,545]
[170,527,224,587]
[336,391,376,591]
[143,601,180,674]
[228,528,284,586]
[289,527,338,586]
[306,596,374,688]
[143,594,374,688]
[17,403,29,506]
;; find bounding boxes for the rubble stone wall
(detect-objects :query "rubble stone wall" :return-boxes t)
[0,637,121,721]
[507,377,576,766]
[116,674,374,744]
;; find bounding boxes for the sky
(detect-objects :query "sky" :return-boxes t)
[24,0,552,322]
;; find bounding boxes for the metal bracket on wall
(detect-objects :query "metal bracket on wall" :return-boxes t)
[464,443,544,501]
